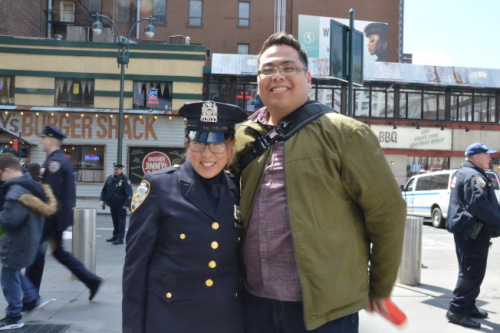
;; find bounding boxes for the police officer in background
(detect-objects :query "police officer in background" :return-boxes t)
[122,101,247,333]
[25,125,103,302]
[99,163,132,245]
[446,143,500,329]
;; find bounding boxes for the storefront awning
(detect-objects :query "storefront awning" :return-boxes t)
[0,127,36,145]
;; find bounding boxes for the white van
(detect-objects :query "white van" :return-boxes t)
[401,169,500,228]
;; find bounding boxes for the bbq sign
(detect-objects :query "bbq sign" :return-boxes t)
[142,151,171,174]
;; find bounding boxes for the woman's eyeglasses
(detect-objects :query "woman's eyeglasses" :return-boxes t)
[188,141,228,154]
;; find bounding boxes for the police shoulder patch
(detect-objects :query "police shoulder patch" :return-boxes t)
[47,160,62,173]
[131,180,151,212]
[474,176,486,189]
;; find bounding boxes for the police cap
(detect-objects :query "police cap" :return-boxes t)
[114,163,124,169]
[465,142,497,157]
[179,101,248,143]
[40,125,66,140]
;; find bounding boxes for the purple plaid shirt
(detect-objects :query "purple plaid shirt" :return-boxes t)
[242,108,302,301]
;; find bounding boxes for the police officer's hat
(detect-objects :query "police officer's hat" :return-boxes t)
[40,125,66,140]
[179,101,248,143]
[465,142,497,157]
[114,163,124,169]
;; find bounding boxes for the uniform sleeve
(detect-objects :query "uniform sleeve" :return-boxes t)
[123,177,133,207]
[340,122,407,298]
[463,175,500,228]
[100,179,107,202]
[122,175,160,333]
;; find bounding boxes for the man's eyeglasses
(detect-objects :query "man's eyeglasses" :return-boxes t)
[188,141,228,154]
[258,64,308,76]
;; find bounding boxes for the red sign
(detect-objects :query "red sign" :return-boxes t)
[142,151,171,174]
[11,138,19,152]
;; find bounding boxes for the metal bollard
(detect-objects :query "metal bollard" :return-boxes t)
[397,216,423,286]
[72,208,97,275]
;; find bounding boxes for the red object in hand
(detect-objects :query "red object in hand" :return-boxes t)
[381,298,407,326]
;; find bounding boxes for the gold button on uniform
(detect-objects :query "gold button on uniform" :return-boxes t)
[212,222,219,230]
[166,292,172,298]
[211,241,219,249]
[179,234,186,240]
[208,260,216,268]
[205,279,214,287]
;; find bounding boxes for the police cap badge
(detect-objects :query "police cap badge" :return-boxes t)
[179,101,248,143]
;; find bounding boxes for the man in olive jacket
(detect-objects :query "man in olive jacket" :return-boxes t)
[235,32,406,332]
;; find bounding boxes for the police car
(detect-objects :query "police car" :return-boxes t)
[401,169,500,228]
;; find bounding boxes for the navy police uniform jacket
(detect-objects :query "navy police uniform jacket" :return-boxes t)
[446,161,500,238]
[100,173,132,208]
[122,160,244,333]
[42,149,75,233]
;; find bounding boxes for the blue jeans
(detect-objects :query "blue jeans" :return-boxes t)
[1,266,39,318]
[243,287,359,333]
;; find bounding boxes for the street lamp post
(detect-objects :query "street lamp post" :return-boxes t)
[91,14,156,164]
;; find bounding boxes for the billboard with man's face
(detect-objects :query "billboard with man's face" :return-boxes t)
[298,15,388,64]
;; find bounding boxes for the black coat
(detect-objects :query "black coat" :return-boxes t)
[100,173,132,208]
[446,161,500,238]
[42,149,74,233]
[122,161,244,333]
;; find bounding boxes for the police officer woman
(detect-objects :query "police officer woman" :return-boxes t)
[122,101,247,333]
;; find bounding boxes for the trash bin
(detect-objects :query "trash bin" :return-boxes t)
[397,216,423,286]
[72,208,97,275]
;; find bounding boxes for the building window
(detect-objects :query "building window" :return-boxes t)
[60,1,75,22]
[310,84,342,113]
[189,0,202,26]
[237,43,250,54]
[133,82,173,110]
[354,88,369,117]
[153,0,167,24]
[0,76,14,105]
[116,0,131,23]
[406,156,449,178]
[62,145,105,183]
[235,83,257,112]
[55,79,94,107]
[88,0,102,14]
[399,88,423,119]
[238,1,250,27]
[423,92,445,120]
[450,91,496,123]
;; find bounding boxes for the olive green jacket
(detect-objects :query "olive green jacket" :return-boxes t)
[235,109,406,330]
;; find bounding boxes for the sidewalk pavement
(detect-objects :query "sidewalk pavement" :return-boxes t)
[1,214,500,332]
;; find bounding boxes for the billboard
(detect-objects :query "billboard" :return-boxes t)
[299,14,388,64]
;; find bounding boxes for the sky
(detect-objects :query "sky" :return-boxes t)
[403,0,500,69]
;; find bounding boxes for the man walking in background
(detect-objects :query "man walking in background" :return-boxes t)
[26,125,103,303]
[99,162,132,245]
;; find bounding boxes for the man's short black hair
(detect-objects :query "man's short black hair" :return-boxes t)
[257,32,309,68]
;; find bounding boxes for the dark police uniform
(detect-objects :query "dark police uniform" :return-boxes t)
[446,144,500,327]
[122,101,247,333]
[100,163,132,244]
[26,125,102,299]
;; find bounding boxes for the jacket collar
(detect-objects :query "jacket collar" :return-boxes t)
[177,160,236,219]
[462,160,488,177]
